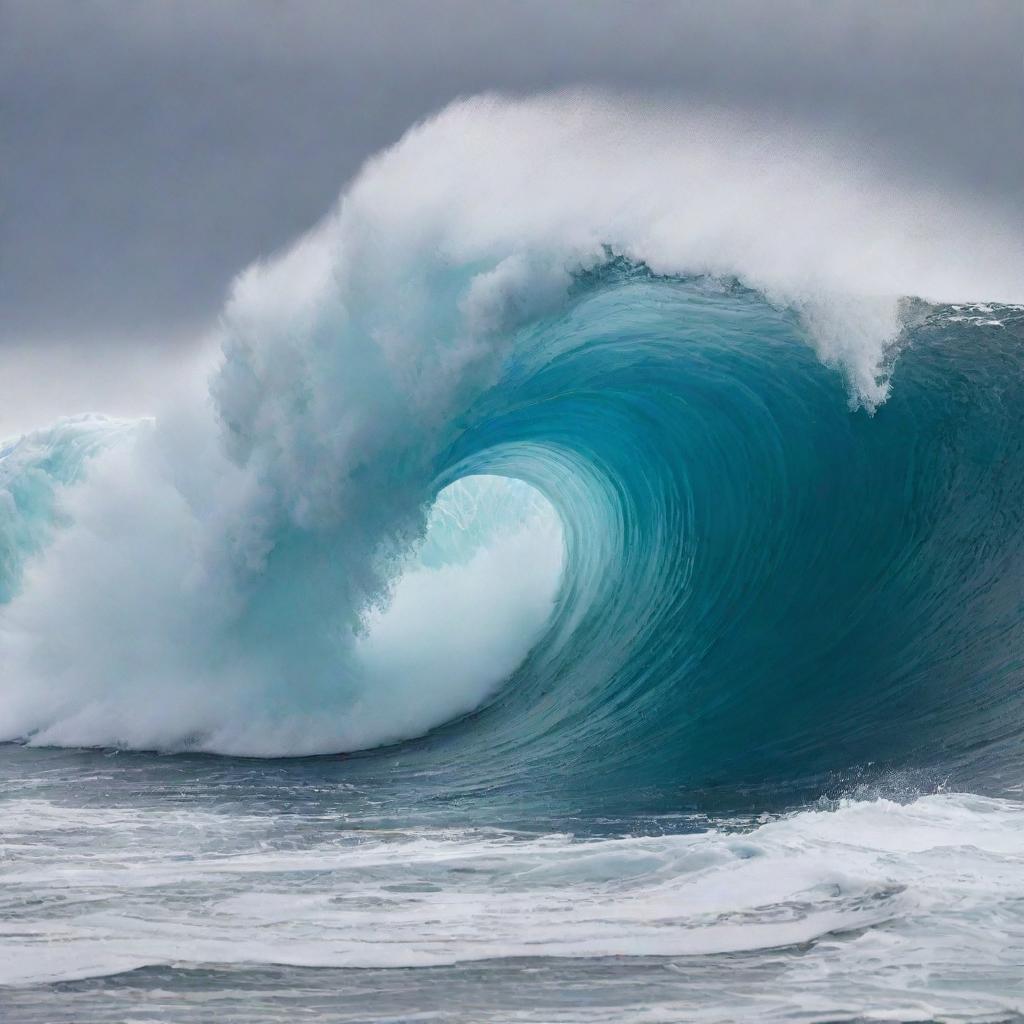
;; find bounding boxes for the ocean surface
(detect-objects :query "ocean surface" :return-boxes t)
[2,95,1024,1021]
[2,745,1023,1022]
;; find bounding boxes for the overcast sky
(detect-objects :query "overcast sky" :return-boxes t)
[1,0,1022,429]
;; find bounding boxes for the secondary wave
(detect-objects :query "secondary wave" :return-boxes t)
[1,93,1023,804]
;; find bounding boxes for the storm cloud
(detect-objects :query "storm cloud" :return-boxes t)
[1,0,1022,429]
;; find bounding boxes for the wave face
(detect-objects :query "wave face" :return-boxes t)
[428,279,1024,802]
[1,94,1024,808]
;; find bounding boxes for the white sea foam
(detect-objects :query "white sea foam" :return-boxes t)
[0,790,1021,1022]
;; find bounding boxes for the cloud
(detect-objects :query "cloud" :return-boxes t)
[1,0,1021,432]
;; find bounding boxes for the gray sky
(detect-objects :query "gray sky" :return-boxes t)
[1,0,1022,428]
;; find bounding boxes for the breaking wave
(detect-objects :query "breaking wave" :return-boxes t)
[2,93,1023,803]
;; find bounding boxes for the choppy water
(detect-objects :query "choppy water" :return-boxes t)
[1,747,1023,1023]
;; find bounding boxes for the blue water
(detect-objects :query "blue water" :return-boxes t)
[422,272,1024,809]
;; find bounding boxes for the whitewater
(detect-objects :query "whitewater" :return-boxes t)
[2,94,1024,1021]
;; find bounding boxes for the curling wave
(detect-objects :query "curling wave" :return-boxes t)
[1,94,1023,805]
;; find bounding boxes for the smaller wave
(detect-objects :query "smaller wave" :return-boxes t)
[0,416,134,604]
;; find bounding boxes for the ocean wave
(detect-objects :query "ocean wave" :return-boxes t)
[1,94,1023,802]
